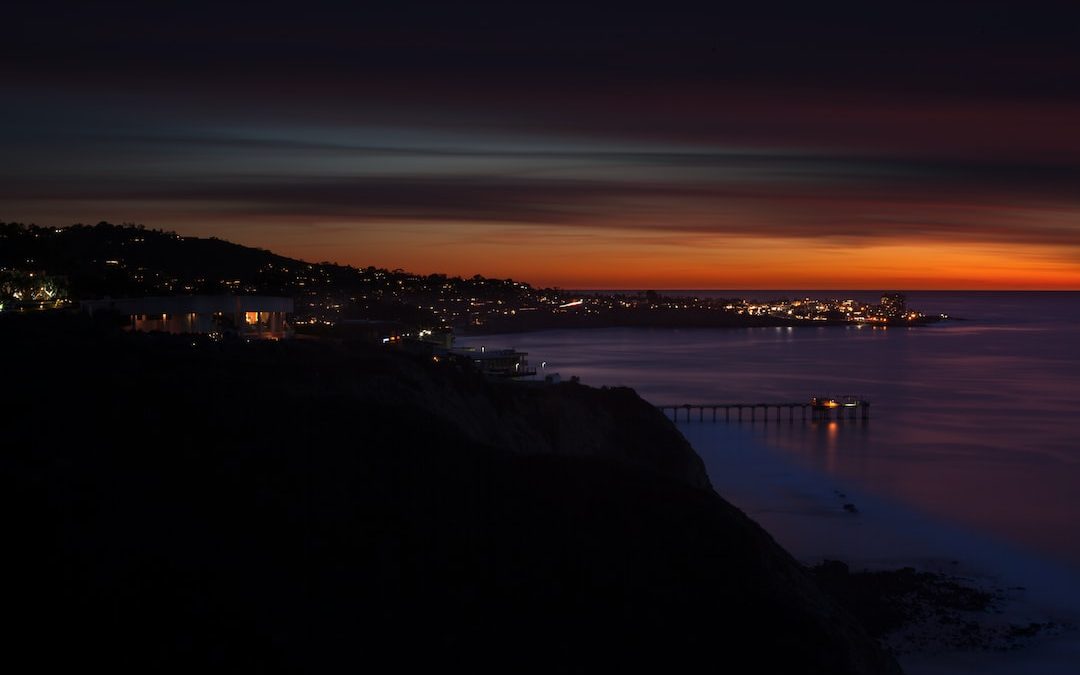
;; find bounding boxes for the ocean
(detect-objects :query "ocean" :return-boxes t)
[458,291,1080,673]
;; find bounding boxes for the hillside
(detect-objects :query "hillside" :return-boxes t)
[3,312,900,673]
[0,221,532,324]
[1,221,291,295]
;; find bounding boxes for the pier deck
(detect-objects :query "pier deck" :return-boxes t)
[657,401,870,423]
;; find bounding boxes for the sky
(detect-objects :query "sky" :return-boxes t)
[3,1,1080,289]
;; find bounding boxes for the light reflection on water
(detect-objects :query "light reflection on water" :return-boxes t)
[458,292,1080,568]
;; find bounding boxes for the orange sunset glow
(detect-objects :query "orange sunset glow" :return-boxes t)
[154,216,1080,290]
[273,238,1080,290]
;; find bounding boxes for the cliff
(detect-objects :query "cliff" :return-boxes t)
[3,313,900,673]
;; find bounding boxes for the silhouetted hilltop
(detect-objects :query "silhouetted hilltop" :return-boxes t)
[1,221,289,295]
[0,221,535,325]
[4,313,899,673]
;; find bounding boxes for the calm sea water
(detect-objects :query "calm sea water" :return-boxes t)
[459,292,1080,571]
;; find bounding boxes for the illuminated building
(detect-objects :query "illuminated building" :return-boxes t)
[447,347,536,378]
[81,295,293,339]
[880,292,906,318]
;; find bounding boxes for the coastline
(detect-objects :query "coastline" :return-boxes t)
[457,318,1080,672]
[677,421,1080,674]
[461,312,949,336]
[454,319,1080,573]
[4,313,900,673]
[10,309,1078,671]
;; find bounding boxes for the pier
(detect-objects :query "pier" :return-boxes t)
[657,397,870,423]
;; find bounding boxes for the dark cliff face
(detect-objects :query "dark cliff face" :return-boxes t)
[3,314,899,674]
[496,381,714,489]
[337,350,713,489]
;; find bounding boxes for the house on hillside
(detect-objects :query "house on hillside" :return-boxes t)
[81,295,293,339]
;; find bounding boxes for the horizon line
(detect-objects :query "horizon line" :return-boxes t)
[561,288,1080,293]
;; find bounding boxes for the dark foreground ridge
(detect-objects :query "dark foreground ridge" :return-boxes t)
[4,313,900,673]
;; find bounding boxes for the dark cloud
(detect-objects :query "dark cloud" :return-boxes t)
[6,164,1078,247]
[7,2,1080,101]
[3,0,1080,282]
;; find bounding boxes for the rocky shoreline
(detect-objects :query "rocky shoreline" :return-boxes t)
[812,561,1074,659]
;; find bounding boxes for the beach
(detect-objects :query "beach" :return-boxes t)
[680,421,1080,674]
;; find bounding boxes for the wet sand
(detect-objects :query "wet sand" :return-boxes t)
[678,421,1080,674]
